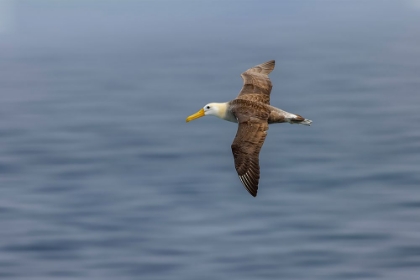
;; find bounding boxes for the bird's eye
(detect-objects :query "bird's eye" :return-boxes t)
[206,106,210,109]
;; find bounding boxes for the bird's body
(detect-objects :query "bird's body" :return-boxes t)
[186,60,312,197]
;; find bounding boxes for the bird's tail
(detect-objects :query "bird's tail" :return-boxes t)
[298,118,312,126]
[288,114,312,126]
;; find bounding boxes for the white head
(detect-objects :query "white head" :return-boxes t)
[186,102,227,122]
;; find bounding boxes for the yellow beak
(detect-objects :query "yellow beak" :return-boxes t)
[186,108,205,122]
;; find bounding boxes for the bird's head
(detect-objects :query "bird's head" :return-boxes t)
[186,103,223,122]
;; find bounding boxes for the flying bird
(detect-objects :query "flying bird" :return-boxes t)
[186,60,312,197]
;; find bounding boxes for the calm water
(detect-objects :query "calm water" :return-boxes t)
[1,1,420,279]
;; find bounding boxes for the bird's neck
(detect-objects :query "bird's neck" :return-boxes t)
[215,102,237,123]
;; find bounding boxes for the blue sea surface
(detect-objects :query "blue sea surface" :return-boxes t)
[1,1,420,279]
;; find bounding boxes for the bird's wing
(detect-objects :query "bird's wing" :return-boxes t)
[236,60,275,105]
[231,106,269,197]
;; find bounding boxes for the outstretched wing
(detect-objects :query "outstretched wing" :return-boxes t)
[236,60,275,105]
[230,106,269,197]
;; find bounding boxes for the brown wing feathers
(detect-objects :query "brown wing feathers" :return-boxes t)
[237,60,275,104]
[231,120,268,197]
[230,100,270,197]
[231,61,274,196]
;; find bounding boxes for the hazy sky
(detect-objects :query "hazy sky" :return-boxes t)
[2,1,419,51]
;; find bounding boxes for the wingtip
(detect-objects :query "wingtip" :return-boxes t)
[260,60,275,74]
[266,59,275,65]
[239,175,259,197]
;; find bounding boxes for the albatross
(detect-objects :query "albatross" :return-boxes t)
[186,60,312,197]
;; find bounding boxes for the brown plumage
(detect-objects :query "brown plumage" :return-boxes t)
[186,60,312,197]
[237,60,274,104]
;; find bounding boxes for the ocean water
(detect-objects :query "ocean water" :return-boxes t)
[1,1,420,279]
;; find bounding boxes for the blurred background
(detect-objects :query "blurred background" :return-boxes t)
[1,0,420,279]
